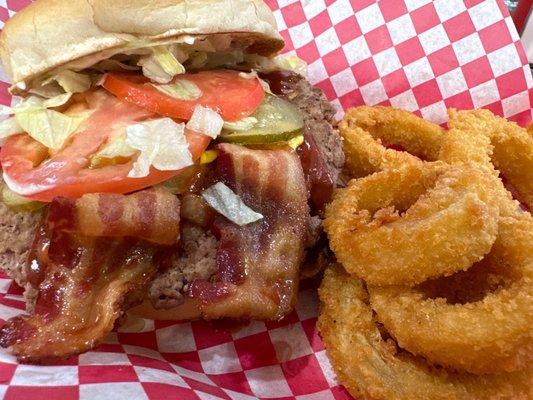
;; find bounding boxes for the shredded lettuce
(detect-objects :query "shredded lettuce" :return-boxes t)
[186,105,223,139]
[0,93,83,149]
[43,70,91,94]
[202,182,263,226]
[126,118,193,178]
[16,110,85,150]
[152,79,203,100]
[1,184,45,212]
[138,46,186,83]
[90,134,137,167]
[248,54,308,77]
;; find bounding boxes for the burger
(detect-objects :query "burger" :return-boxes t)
[0,0,344,361]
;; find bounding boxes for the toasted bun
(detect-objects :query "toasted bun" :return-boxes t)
[0,0,284,85]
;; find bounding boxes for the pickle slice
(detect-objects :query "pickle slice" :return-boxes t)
[218,94,304,144]
[1,185,45,212]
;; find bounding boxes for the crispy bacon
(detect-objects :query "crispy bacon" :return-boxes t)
[189,143,309,320]
[0,188,180,362]
[58,188,180,245]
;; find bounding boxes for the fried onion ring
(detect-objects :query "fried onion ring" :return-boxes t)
[446,109,533,210]
[339,115,421,178]
[318,265,532,400]
[344,106,444,161]
[368,212,533,374]
[324,162,499,285]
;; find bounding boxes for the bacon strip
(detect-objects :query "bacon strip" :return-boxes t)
[59,188,180,245]
[190,143,309,320]
[0,188,180,362]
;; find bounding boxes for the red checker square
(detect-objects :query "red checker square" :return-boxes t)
[496,0,510,15]
[0,7,9,26]
[309,10,332,37]
[464,0,488,6]
[279,30,294,53]
[508,109,532,127]
[183,377,231,399]
[282,354,330,396]
[301,318,325,352]
[395,37,425,66]
[351,58,379,87]
[4,386,78,400]
[0,363,17,384]
[6,0,32,12]
[322,48,349,77]
[0,270,9,279]
[479,21,513,54]
[410,3,440,34]
[379,0,408,21]
[281,2,307,27]
[495,68,528,99]
[128,354,176,373]
[0,297,25,311]
[79,365,138,384]
[443,12,476,41]
[334,16,361,44]
[339,89,365,111]
[461,56,494,87]
[234,332,278,369]
[315,79,337,101]
[142,383,201,400]
[332,385,353,400]
[191,320,233,350]
[412,79,443,108]
[378,98,392,106]
[428,45,459,77]
[482,100,504,117]
[444,91,474,110]
[117,331,158,350]
[0,81,13,106]
[93,343,124,353]
[209,371,253,395]
[163,351,203,373]
[382,69,412,98]
[341,0,373,11]
[364,25,393,54]
[265,310,300,330]
[296,41,320,64]
[6,282,24,296]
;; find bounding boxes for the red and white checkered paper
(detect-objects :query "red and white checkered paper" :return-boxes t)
[0,0,531,399]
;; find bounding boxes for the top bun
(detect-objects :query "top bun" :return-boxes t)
[0,0,285,86]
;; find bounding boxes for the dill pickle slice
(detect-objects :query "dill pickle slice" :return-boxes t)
[219,94,304,144]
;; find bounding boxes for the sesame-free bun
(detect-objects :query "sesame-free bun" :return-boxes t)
[0,0,284,86]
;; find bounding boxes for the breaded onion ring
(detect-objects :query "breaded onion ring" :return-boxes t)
[368,213,533,374]
[339,115,421,178]
[447,109,533,209]
[324,162,499,285]
[318,265,532,400]
[344,106,444,161]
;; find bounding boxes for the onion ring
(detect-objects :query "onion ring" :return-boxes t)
[344,106,444,161]
[318,265,532,400]
[324,162,499,285]
[368,212,533,374]
[339,113,421,178]
[446,109,533,210]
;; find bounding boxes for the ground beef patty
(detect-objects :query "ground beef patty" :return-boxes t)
[0,202,41,311]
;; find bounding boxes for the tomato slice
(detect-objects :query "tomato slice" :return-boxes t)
[102,70,265,121]
[0,90,211,202]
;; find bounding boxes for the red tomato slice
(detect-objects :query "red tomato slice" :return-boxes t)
[102,70,265,121]
[0,90,211,202]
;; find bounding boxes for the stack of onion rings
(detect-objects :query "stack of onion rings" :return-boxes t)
[320,106,533,399]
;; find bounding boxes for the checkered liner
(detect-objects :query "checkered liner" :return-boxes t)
[0,0,531,399]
